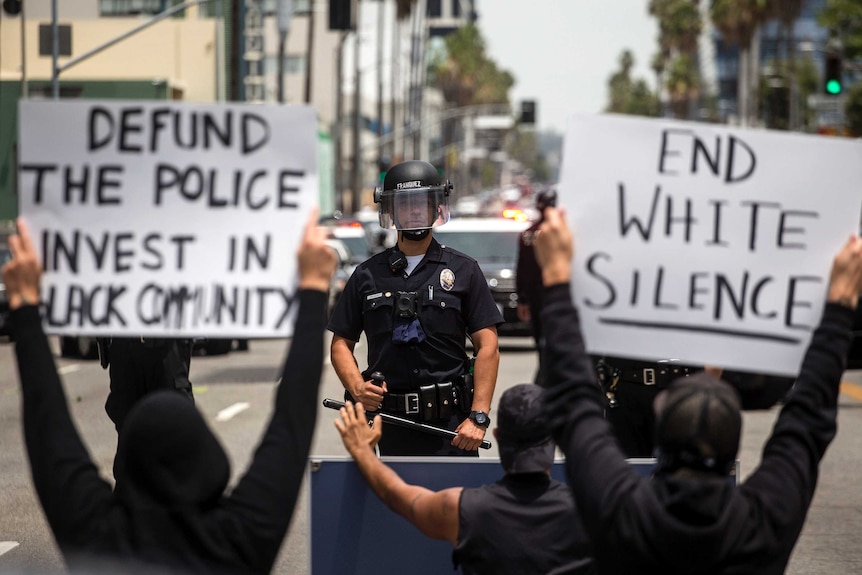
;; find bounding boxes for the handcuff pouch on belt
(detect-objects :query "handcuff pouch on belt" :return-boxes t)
[418,377,473,421]
[419,383,452,420]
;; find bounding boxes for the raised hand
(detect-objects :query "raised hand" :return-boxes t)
[828,234,862,310]
[334,401,382,454]
[2,218,42,309]
[533,207,574,287]
[297,207,338,292]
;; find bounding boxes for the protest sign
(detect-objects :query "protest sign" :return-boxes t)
[18,100,318,338]
[559,114,862,376]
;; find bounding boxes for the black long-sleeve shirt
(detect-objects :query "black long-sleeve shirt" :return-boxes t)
[13,289,328,574]
[540,283,854,575]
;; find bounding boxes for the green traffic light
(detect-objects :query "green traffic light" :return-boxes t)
[826,79,842,95]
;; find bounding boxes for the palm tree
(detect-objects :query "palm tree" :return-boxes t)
[651,51,668,115]
[649,0,703,119]
[395,0,416,20]
[607,50,660,116]
[430,24,514,192]
[710,0,771,126]
[767,0,806,129]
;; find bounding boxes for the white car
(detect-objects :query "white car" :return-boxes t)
[433,217,532,337]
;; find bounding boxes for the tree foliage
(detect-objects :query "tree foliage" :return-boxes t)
[649,0,703,118]
[818,0,862,134]
[846,83,862,136]
[710,0,771,125]
[606,49,660,116]
[818,0,862,61]
[506,130,550,183]
[710,0,770,49]
[431,24,514,107]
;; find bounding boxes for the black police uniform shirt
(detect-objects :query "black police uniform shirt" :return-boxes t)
[328,238,503,392]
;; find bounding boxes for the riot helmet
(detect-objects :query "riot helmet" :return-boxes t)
[374,160,452,240]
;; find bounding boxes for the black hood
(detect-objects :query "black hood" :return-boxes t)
[114,391,230,508]
[644,474,748,570]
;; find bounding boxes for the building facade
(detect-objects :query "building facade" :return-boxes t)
[0,0,345,221]
[711,0,831,129]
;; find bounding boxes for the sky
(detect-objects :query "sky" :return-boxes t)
[477,1,660,133]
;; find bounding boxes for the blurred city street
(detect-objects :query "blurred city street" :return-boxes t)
[1,335,862,574]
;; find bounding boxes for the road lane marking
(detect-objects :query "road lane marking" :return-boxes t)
[216,402,250,422]
[840,380,862,402]
[0,542,19,556]
[58,365,80,375]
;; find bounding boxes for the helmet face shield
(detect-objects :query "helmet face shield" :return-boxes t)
[378,185,451,231]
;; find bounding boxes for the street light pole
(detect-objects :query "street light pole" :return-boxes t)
[390,8,400,161]
[51,0,212,100]
[304,0,315,103]
[276,0,292,103]
[351,1,363,213]
[51,0,58,99]
[376,0,385,171]
[334,32,349,212]
[408,0,426,158]
[18,0,27,98]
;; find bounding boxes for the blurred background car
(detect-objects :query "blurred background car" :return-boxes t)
[59,335,99,359]
[0,244,11,338]
[327,223,373,266]
[325,237,356,316]
[193,337,249,356]
[849,297,862,370]
[353,207,397,253]
[433,217,531,337]
[57,335,249,359]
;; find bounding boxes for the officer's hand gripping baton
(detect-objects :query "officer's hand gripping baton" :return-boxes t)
[323,398,492,450]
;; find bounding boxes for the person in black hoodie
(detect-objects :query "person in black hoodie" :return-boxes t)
[3,211,336,575]
[531,206,862,575]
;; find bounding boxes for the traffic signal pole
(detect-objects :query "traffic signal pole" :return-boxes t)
[50,0,213,100]
[15,0,27,98]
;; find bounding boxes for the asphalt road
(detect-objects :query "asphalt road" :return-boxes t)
[1,334,861,574]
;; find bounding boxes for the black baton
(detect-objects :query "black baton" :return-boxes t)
[323,398,492,450]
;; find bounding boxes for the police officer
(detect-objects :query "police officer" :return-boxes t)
[593,354,701,458]
[328,160,503,456]
[102,337,194,436]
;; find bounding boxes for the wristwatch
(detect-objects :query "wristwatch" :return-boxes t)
[468,410,491,428]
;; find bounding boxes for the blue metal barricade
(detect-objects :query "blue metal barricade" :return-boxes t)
[308,456,660,575]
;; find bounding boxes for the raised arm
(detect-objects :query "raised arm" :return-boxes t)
[744,235,862,518]
[335,401,461,544]
[532,208,643,536]
[222,209,337,568]
[4,218,113,546]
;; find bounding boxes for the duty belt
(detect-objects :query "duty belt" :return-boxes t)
[382,379,469,422]
[383,392,420,415]
[602,358,695,387]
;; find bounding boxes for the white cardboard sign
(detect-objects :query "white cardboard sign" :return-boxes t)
[18,100,319,338]
[559,114,862,376]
